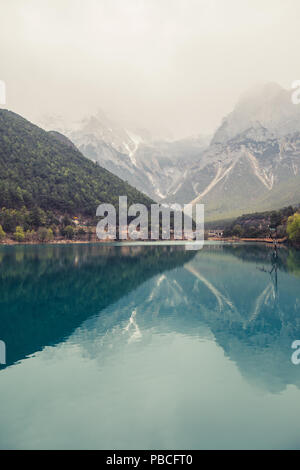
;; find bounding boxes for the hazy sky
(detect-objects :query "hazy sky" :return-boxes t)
[1,0,300,139]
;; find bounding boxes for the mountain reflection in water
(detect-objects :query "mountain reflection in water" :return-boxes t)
[0,242,300,449]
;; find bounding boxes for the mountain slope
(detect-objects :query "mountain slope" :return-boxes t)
[167,84,300,220]
[38,83,300,221]
[0,110,153,216]
[39,111,210,201]
[212,82,300,144]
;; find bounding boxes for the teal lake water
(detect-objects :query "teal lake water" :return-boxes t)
[0,242,300,449]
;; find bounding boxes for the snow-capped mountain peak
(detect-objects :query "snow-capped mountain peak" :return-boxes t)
[212,82,300,145]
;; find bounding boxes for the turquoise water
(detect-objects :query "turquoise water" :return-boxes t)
[0,242,300,450]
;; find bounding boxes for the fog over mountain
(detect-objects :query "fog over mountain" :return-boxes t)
[212,82,300,144]
[39,81,300,220]
[2,1,300,219]
[1,0,300,139]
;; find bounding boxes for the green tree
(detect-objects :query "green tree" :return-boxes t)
[232,224,243,237]
[0,208,18,232]
[276,224,286,238]
[25,229,36,242]
[0,224,6,240]
[88,228,93,241]
[287,213,300,243]
[62,215,72,227]
[77,227,86,239]
[47,228,54,241]
[62,225,75,240]
[29,206,46,228]
[270,211,282,229]
[37,227,54,242]
[14,226,25,242]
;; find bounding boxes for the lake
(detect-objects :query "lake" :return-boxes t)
[0,242,300,450]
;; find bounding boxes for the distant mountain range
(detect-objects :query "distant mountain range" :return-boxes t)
[39,82,300,221]
[39,112,210,202]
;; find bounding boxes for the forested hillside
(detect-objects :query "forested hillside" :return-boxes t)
[222,205,300,245]
[0,109,152,217]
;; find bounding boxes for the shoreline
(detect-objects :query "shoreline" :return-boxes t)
[0,236,293,247]
[210,236,287,244]
[0,238,111,246]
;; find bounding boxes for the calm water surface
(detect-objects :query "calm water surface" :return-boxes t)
[0,242,300,449]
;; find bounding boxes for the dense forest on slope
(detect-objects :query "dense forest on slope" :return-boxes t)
[0,110,153,217]
[221,204,300,244]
